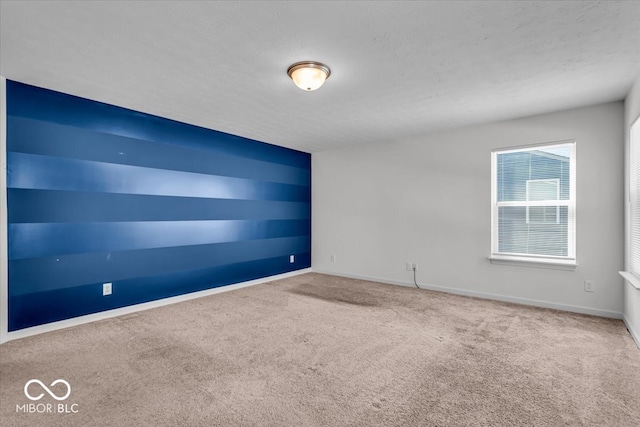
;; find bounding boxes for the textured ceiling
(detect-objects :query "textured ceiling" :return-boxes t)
[1,1,640,153]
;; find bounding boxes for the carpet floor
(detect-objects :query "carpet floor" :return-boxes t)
[1,273,639,426]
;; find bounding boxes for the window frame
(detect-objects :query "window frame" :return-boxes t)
[628,116,640,284]
[490,140,577,267]
[620,115,640,289]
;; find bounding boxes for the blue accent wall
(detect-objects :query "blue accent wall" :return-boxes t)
[5,80,311,331]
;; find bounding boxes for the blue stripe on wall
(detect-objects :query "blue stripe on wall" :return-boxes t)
[9,220,310,259]
[8,116,309,186]
[8,152,309,201]
[5,80,312,331]
[7,81,306,167]
[9,236,311,295]
[8,189,310,223]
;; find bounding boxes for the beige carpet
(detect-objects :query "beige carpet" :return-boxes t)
[1,273,639,426]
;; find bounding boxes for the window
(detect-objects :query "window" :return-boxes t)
[622,116,640,289]
[491,141,576,266]
[630,117,640,279]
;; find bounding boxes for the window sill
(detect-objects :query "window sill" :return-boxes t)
[619,272,640,290]
[489,255,577,271]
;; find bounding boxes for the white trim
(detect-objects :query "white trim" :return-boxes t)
[0,268,311,344]
[492,139,576,155]
[623,315,640,349]
[489,255,577,270]
[568,141,577,258]
[0,77,8,346]
[499,200,570,207]
[312,269,622,319]
[629,116,640,277]
[490,150,498,254]
[619,271,640,290]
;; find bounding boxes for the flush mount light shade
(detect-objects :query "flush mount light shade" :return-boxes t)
[287,61,331,91]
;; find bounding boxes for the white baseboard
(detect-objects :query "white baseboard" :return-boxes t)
[311,269,623,320]
[623,315,640,349]
[0,268,311,344]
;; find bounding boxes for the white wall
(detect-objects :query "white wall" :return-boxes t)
[624,75,640,346]
[313,102,624,317]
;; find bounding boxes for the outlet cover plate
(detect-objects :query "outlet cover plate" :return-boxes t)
[103,282,112,296]
[584,280,595,292]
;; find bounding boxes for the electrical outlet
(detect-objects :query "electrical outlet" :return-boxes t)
[289,255,295,263]
[412,263,417,271]
[584,280,595,293]
[406,262,413,271]
[103,282,112,296]
[330,254,336,263]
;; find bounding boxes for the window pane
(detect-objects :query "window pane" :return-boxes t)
[527,206,559,224]
[497,147,571,202]
[498,206,569,256]
[527,179,558,201]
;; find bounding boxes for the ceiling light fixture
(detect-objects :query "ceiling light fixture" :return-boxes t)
[287,61,331,91]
